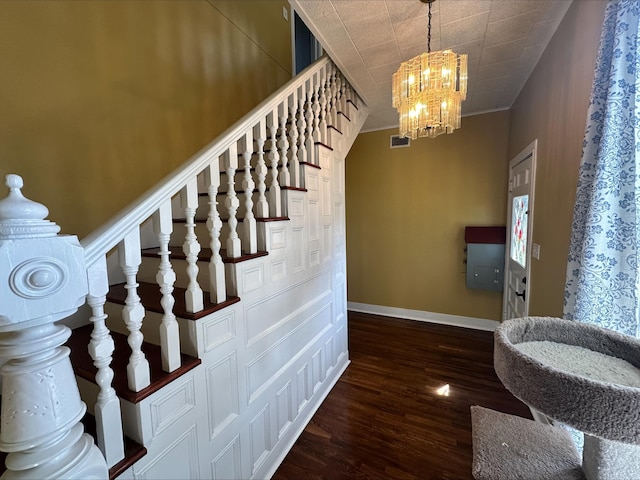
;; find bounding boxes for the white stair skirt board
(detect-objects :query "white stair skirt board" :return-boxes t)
[347,302,499,332]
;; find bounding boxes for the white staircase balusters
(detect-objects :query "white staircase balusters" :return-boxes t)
[181,178,205,312]
[328,65,338,134]
[254,119,269,218]
[266,108,283,217]
[288,89,301,188]
[304,78,316,166]
[153,200,181,372]
[224,144,242,257]
[277,102,291,189]
[119,230,151,391]
[204,161,227,303]
[311,72,322,154]
[86,257,125,467]
[240,130,258,254]
[297,85,308,167]
[318,65,328,146]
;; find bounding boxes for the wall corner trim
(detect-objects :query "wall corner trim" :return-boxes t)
[347,302,499,332]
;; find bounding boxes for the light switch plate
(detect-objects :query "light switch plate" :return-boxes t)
[532,243,540,260]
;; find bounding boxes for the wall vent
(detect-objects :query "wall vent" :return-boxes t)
[390,135,410,148]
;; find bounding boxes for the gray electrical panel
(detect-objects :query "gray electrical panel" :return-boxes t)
[465,227,506,292]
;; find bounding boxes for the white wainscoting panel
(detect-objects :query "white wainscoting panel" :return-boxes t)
[211,435,242,480]
[135,425,200,480]
[206,352,240,440]
[203,311,236,353]
[249,405,271,475]
[150,377,196,438]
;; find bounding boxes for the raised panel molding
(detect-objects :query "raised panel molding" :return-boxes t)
[292,227,305,272]
[241,264,264,294]
[206,353,240,440]
[296,363,310,414]
[311,348,324,394]
[250,405,271,475]
[211,435,242,480]
[246,302,332,403]
[269,226,287,250]
[307,171,319,191]
[321,177,331,215]
[244,271,331,347]
[271,258,287,282]
[323,224,332,262]
[150,377,196,439]
[325,336,335,371]
[308,201,319,240]
[276,382,294,441]
[290,196,304,217]
[203,312,236,353]
[135,425,200,479]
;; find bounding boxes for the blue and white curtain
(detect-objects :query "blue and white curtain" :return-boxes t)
[564,0,640,338]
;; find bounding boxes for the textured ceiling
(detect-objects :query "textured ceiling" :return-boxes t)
[291,0,573,132]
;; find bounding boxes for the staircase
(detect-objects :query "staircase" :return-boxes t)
[0,56,367,479]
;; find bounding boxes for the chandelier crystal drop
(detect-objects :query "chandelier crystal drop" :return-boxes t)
[392,0,468,139]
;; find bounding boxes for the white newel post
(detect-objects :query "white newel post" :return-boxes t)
[0,174,108,479]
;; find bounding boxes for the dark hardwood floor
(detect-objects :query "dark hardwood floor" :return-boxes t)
[273,311,531,480]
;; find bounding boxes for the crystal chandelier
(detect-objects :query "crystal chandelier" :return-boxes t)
[392,0,468,139]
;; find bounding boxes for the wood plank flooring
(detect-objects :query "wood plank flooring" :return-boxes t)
[273,311,531,480]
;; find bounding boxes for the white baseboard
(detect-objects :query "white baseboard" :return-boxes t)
[347,302,499,332]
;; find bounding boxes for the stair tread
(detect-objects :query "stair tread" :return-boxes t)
[106,282,241,320]
[68,323,201,404]
[141,246,268,264]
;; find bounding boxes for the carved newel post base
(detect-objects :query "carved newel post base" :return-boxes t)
[0,174,108,479]
[0,324,107,479]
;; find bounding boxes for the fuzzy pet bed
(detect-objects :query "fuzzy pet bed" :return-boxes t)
[471,405,585,480]
[494,316,640,444]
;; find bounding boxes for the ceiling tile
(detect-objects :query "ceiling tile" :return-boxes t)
[359,40,402,69]
[332,0,387,24]
[479,38,528,66]
[485,12,535,47]
[387,0,437,24]
[438,0,491,25]
[441,12,490,48]
[487,0,541,23]
[346,14,396,49]
[369,63,400,84]
[393,14,431,50]
[300,1,337,19]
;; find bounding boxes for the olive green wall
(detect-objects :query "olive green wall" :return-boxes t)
[345,111,510,321]
[508,0,607,317]
[0,0,291,238]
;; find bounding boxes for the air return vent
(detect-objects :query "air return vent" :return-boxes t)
[390,135,410,148]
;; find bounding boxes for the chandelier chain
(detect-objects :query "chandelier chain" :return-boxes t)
[427,1,432,54]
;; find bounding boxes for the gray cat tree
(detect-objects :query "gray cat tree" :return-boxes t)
[471,316,640,480]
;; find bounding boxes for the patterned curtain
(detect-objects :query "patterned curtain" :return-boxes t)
[564,0,640,338]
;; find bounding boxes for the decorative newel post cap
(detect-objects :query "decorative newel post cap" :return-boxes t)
[0,174,61,239]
